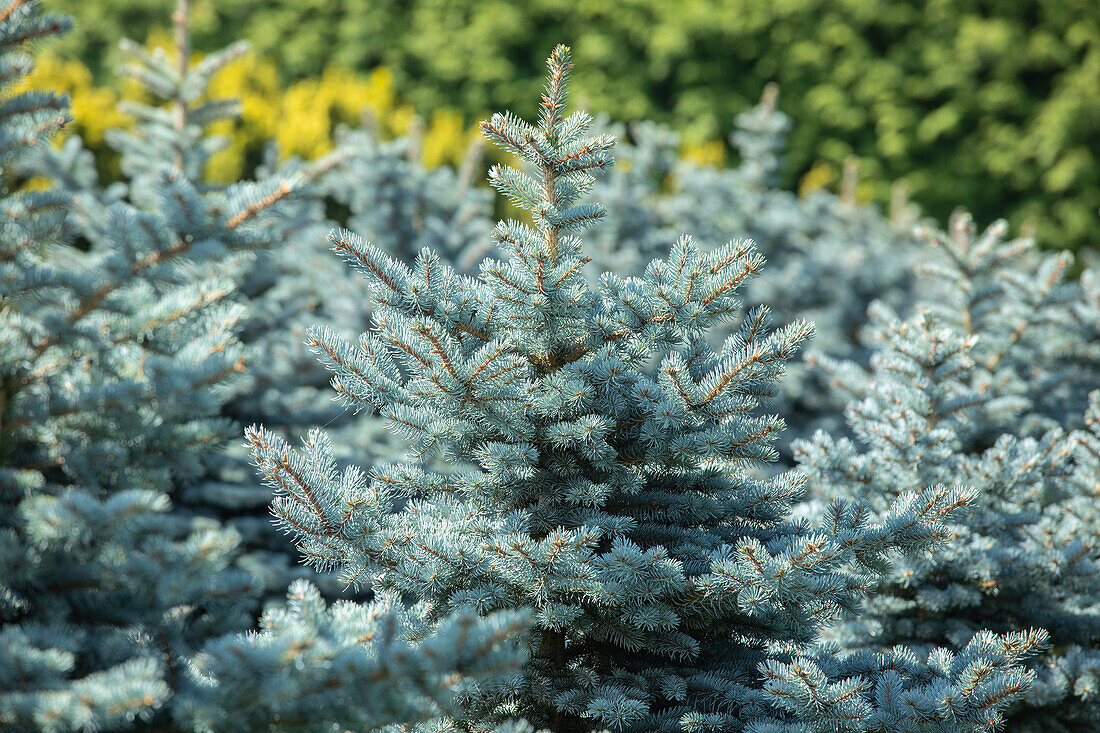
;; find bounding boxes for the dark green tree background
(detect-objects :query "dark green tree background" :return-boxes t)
[49,0,1100,253]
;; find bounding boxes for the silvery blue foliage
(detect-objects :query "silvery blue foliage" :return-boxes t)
[323,119,496,274]
[2,4,547,730]
[15,7,336,598]
[912,211,1100,439]
[1,1,273,726]
[290,118,501,483]
[590,88,918,460]
[795,216,1100,731]
[175,579,533,733]
[20,9,413,601]
[215,118,520,594]
[586,117,680,278]
[247,46,1041,733]
[675,87,917,364]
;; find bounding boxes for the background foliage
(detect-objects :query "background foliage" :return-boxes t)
[5,0,1100,729]
[37,0,1100,253]
[20,35,475,185]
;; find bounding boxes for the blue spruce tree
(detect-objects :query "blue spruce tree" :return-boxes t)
[795,215,1100,731]
[2,3,546,729]
[1,0,263,726]
[19,0,369,601]
[588,87,918,460]
[298,114,500,484]
[911,211,1100,439]
[248,45,1043,733]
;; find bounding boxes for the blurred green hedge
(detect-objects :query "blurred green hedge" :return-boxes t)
[50,0,1100,251]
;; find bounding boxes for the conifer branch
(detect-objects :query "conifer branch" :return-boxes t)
[0,0,29,26]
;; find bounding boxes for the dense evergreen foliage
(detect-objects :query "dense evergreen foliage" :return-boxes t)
[794,213,1100,731]
[0,2,533,729]
[590,88,918,456]
[1,0,280,724]
[3,1,1099,731]
[246,46,1049,732]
